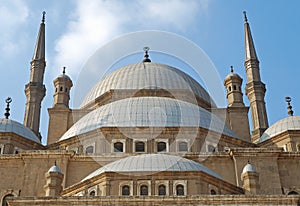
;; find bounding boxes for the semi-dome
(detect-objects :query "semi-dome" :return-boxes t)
[60,97,237,141]
[259,116,300,143]
[0,118,40,143]
[80,62,215,108]
[82,154,222,181]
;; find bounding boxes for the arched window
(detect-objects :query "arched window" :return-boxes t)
[122,185,130,196]
[233,85,237,90]
[60,86,63,91]
[65,88,68,92]
[140,185,148,196]
[288,191,299,195]
[210,189,216,195]
[135,142,145,152]
[2,194,14,206]
[228,86,231,91]
[178,141,188,152]
[89,190,96,196]
[207,145,216,153]
[85,146,94,154]
[158,185,166,196]
[114,142,123,152]
[176,184,184,196]
[297,144,300,152]
[157,142,166,152]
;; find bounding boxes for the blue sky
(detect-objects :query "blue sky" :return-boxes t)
[0,0,299,144]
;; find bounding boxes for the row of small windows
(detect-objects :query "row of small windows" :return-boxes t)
[55,86,68,93]
[227,85,241,92]
[84,142,217,154]
[121,184,184,196]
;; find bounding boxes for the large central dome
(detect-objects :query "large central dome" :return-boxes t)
[80,62,215,108]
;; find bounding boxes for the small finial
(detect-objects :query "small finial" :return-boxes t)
[54,160,57,166]
[142,47,151,62]
[230,65,234,73]
[4,97,12,119]
[63,67,66,75]
[247,160,250,164]
[243,11,248,23]
[285,96,294,116]
[42,11,46,23]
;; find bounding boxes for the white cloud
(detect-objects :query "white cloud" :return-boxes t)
[53,0,210,78]
[0,0,29,57]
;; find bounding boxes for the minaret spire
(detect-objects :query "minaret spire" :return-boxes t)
[244,11,258,61]
[243,11,269,143]
[24,12,47,139]
[33,11,46,60]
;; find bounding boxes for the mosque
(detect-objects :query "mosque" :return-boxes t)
[0,11,300,205]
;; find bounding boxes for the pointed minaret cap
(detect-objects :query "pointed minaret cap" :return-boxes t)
[244,11,258,61]
[285,97,294,116]
[32,11,46,60]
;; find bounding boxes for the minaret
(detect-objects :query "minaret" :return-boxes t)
[24,12,46,139]
[243,11,268,143]
[224,66,251,142]
[47,67,73,145]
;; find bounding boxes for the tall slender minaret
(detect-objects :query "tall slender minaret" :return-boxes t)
[24,12,46,139]
[243,11,268,143]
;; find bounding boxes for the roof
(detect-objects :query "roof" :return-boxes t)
[80,62,215,108]
[242,162,256,173]
[48,165,61,173]
[259,116,300,143]
[60,97,237,141]
[0,118,41,143]
[82,154,222,181]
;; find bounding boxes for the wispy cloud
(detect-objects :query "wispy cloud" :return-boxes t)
[0,0,29,57]
[53,0,210,77]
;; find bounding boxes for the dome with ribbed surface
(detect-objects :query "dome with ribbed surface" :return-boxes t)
[259,116,300,143]
[0,118,40,143]
[80,62,215,108]
[60,97,237,141]
[82,154,222,181]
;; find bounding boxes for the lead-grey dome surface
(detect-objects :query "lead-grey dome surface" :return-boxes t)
[0,118,40,143]
[82,154,222,181]
[259,116,300,143]
[60,97,237,141]
[80,62,215,108]
[242,162,256,173]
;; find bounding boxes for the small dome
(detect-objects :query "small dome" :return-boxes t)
[225,72,241,80]
[59,97,237,141]
[82,154,222,181]
[48,165,61,173]
[80,62,215,108]
[259,116,300,143]
[242,162,256,174]
[57,73,71,81]
[0,118,40,143]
